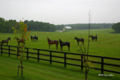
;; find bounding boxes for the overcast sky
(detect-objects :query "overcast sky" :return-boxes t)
[0,0,120,25]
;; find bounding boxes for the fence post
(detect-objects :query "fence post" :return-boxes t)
[50,51,52,65]
[9,46,10,57]
[17,47,19,58]
[26,48,28,60]
[81,54,83,71]
[64,53,66,67]
[101,57,104,74]
[38,50,39,62]
[1,45,2,55]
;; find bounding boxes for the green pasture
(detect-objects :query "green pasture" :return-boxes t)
[0,29,120,57]
[0,29,120,80]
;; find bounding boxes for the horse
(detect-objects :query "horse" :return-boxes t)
[59,39,70,51]
[30,35,38,41]
[89,35,97,41]
[74,37,84,45]
[47,37,59,49]
[14,37,25,46]
[0,37,11,45]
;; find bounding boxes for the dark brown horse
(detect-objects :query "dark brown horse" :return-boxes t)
[89,35,97,41]
[30,35,38,41]
[14,37,25,46]
[0,37,11,45]
[74,37,84,45]
[47,37,59,49]
[59,39,70,51]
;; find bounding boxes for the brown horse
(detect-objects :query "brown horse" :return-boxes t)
[14,37,25,46]
[89,35,97,41]
[74,37,84,45]
[0,37,11,45]
[47,37,58,49]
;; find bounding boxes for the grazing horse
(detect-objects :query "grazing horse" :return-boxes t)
[59,39,70,51]
[47,37,59,49]
[0,37,11,45]
[74,37,84,45]
[30,35,38,41]
[14,37,25,46]
[89,35,97,41]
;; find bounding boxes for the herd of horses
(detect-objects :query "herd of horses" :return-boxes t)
[0,35,97,51]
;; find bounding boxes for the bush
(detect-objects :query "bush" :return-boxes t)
[112,22,120,33]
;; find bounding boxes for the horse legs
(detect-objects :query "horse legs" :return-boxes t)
[68,46,70,51]
[68,44,70,51]
[60,45,62,51]
[18,42,20,46]
[56,44,58,49]
[77,41,79,45]
[49,44,50,49]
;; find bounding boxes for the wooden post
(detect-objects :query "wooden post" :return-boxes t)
[17,65,24,76]
[81,54,83,71]
[38,50,39,62]
[9,46,10,57]
[50,51,52,65]
[27,48,28,60]
[101,57,104,74]
[64,53,66,67]
[17,47,19,58]
[1,45,2,55]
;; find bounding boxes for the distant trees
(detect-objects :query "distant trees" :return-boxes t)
[112,22,120,33]
[0,17,56,33]
[0,17,16,33]
[24,20,56,32]
[56,23,114,30]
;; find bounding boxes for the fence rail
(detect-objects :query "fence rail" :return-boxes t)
[0,44,120,74]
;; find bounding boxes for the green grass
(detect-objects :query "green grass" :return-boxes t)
[0,29,120,80]
[0,56,119,80]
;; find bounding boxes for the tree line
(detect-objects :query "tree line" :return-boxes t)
[112,22,120,33]
[0,17,56,33]
[56,23,114,30]
[0,17,115,33]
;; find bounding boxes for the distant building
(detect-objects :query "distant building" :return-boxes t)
[60,30,63,32]
[63,26,72,31]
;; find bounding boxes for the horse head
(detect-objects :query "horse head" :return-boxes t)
[47,37,50,41]
[74,37,78,40]
[89,35,93,37]
[59,39,62,43]
[8,37,11,41]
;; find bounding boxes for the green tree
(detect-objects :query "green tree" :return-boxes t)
[112,22,120,33]
[12,20,30,77]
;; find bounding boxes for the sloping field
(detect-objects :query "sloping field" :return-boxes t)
[0,29,120,80]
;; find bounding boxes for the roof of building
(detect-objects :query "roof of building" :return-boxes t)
[64,26,72,29]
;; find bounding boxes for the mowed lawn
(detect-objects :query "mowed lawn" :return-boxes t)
[0,29,120,80]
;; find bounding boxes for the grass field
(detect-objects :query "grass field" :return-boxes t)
[0,29,120,80]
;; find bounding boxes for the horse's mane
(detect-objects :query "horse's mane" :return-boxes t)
[59,39,62,42]
[47,37,51,41]
[75,37,79,39]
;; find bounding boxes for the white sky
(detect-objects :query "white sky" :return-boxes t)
[0,0,120,25]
